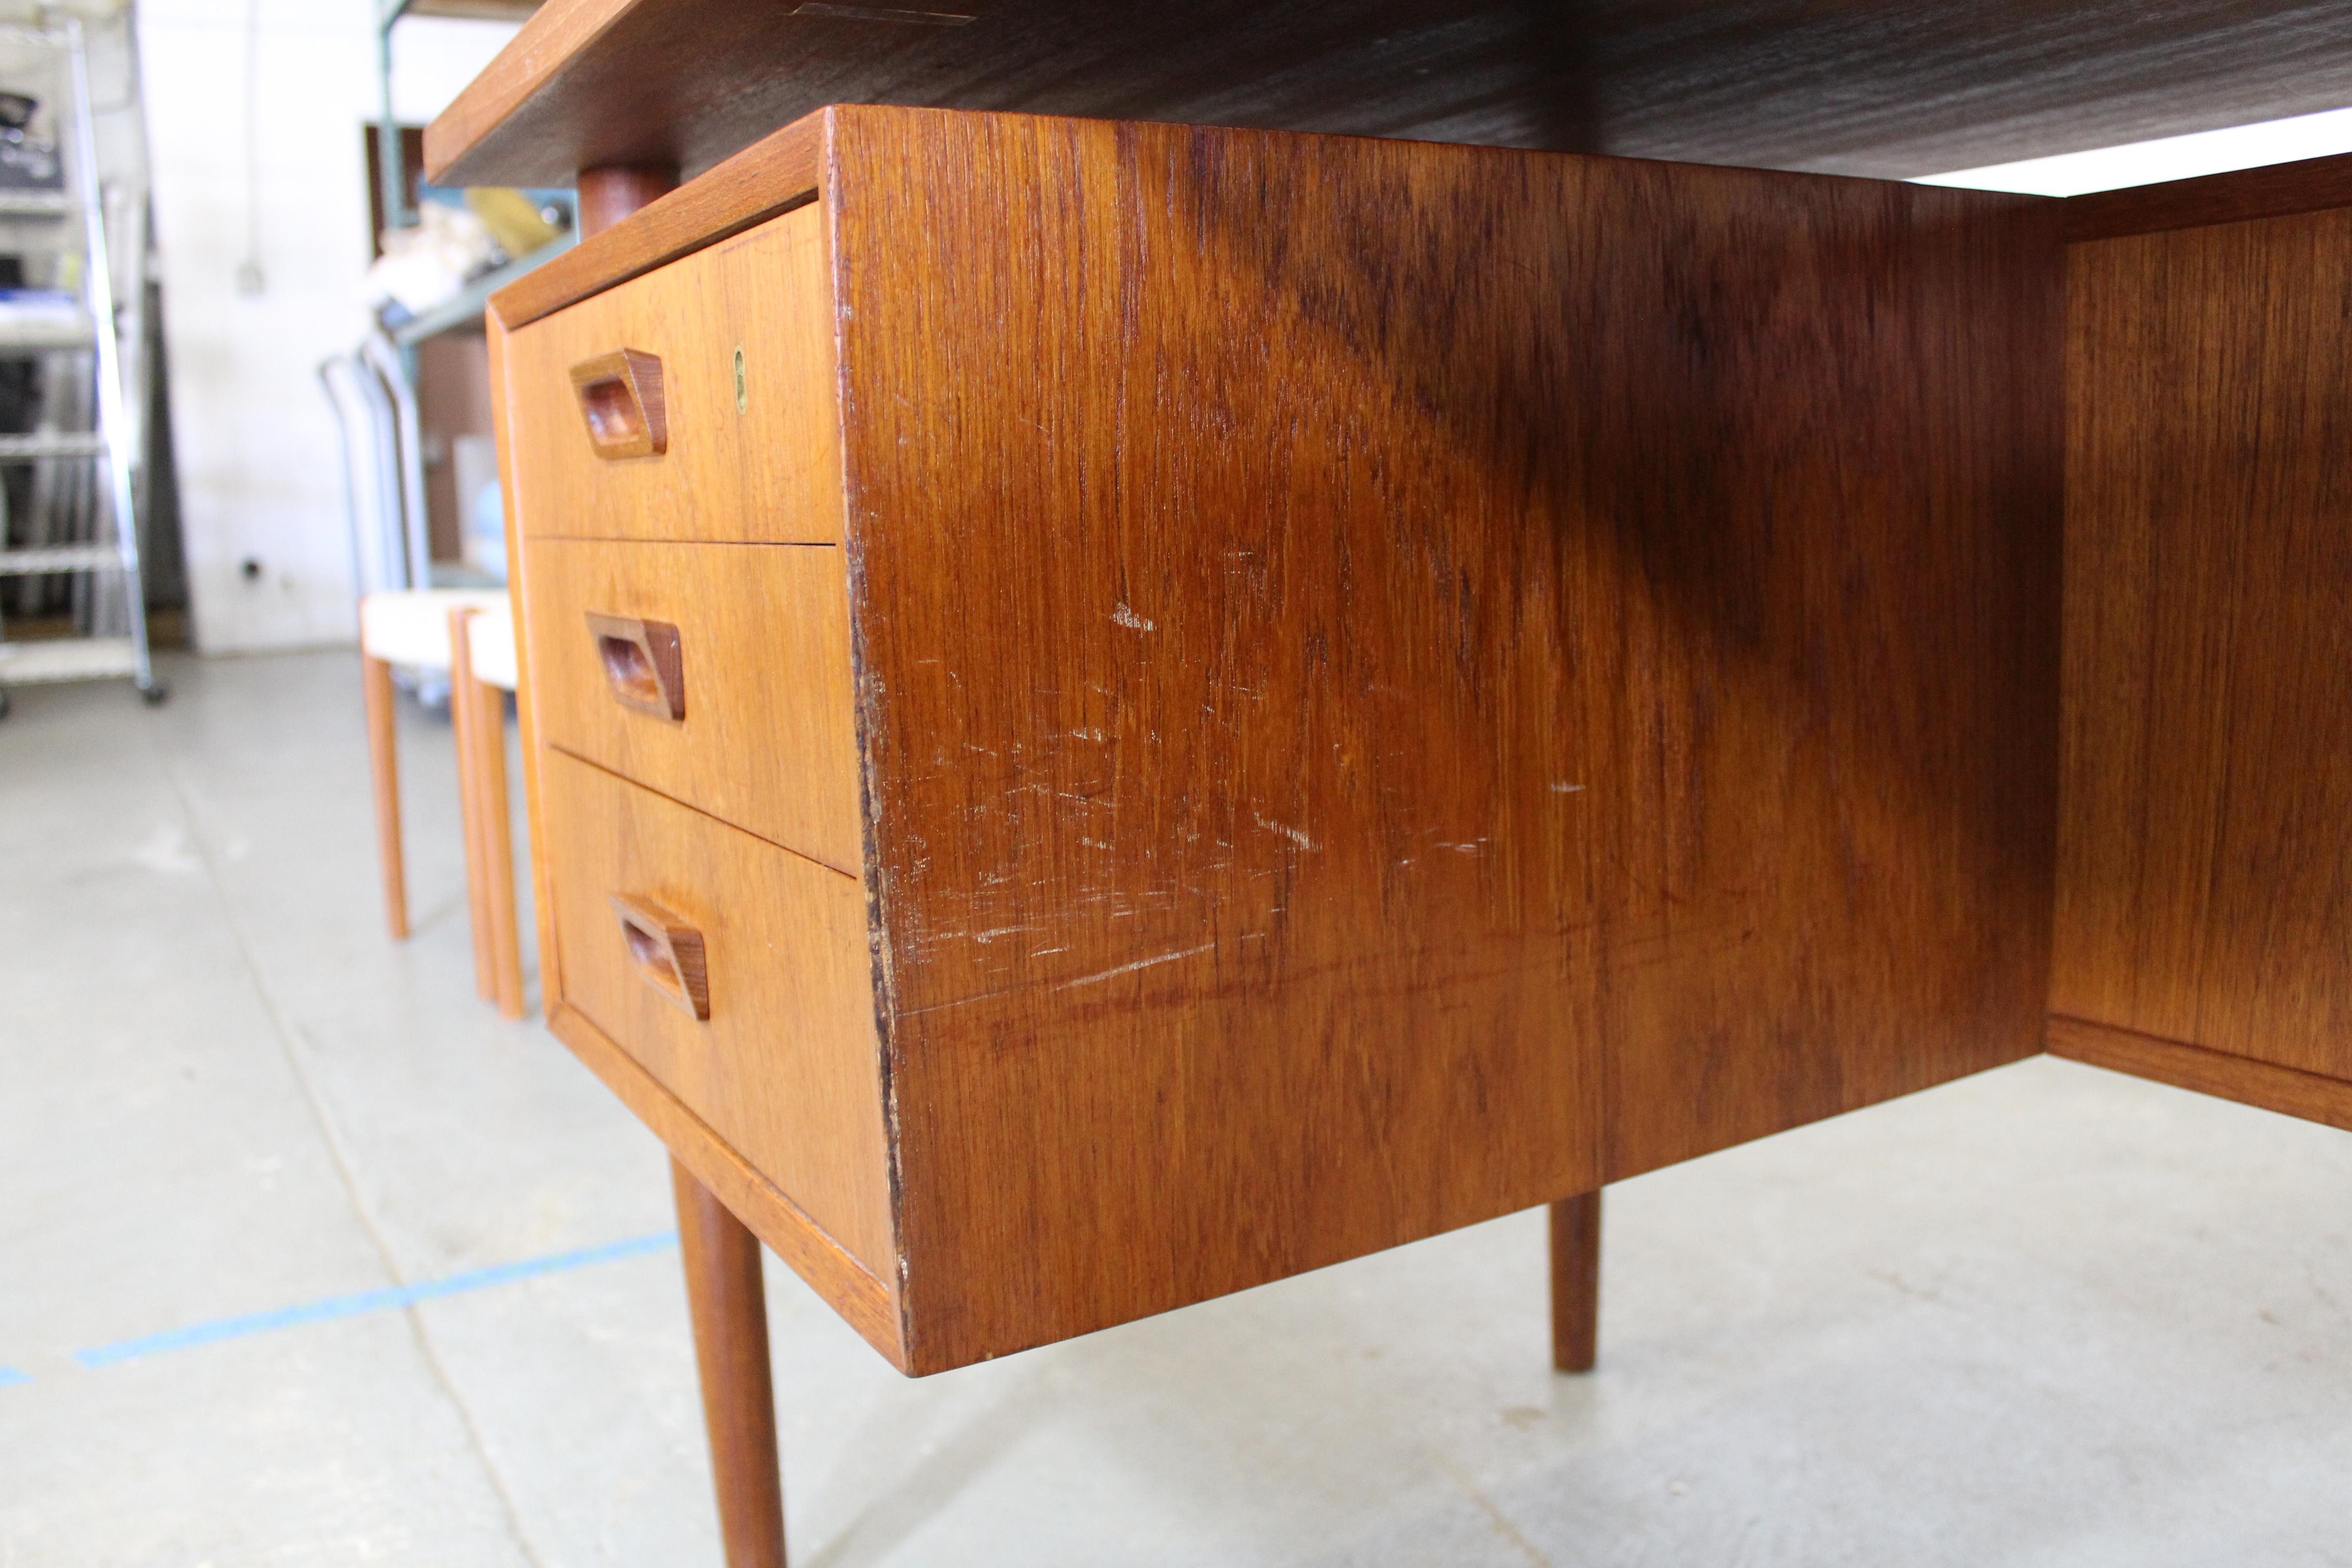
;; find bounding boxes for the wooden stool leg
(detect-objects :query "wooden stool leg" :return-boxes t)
[673,1160,788,1568]
[362,653,408,939]
[475,676,526,1019]
[449,613,496,1001]
[1549,1189,1602,1374]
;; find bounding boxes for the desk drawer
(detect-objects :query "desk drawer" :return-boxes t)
[522,536,863,873]
[502,203,843,545]
[540,749,893,1274]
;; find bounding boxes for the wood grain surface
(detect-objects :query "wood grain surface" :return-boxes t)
[501,203,843,545]
[671,1157,789,1568]
[2049,1016,2352,1135]
[2065,150,2352,244]
[523,538,865,874]
[1549,1192,1601,1375]
[449,610,498,1004]
[2053,207,2352,1086]
[567,348,671,460]
[407,0,545,18]
[549,1000,904,1362]
[453,610,527,1019]
[515,137,837,1555]
[539,749,896,1279]
[361,654,408,940]
[489,314,570,1018]
[425,0,2352,190]
[423,0,634,184]
[491,114,823,333]
[577,165,680,240]
[828,109,2063,1371]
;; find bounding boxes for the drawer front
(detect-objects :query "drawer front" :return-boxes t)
[541,749,893,1274]
[523,536,863,874]
[503,203,843,544]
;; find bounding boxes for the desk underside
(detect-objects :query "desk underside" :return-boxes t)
[429,0,2352,189]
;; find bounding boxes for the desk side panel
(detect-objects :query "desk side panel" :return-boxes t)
[2054,207,2352,1092]
[832,109,2062,1372]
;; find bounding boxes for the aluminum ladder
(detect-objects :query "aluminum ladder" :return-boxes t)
[0,20,158,715]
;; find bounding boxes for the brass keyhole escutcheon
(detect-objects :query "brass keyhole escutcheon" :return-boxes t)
[734,346,747,413]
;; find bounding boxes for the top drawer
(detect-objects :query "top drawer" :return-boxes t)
[502,204,844,545]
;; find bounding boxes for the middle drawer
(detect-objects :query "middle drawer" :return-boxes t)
[522,536,865,874]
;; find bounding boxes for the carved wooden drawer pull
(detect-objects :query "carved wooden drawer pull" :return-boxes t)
[585,611,686,721]
[569,348,668,459]
[610,892,710,1020]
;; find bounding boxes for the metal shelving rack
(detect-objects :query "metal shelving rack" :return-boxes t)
[0,18,157,713]
[375,0,546,240]
[325,0,554,606]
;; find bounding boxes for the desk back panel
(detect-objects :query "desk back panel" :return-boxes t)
[823,108,2064,1370]
[2054,199,2352,1124]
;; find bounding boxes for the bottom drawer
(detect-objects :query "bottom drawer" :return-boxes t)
[540,749,894,1274]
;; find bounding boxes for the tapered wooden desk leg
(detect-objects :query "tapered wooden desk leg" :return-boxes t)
[361,653,408,940]
[673,1159,788,1568]
[1550,1189,1602,1374]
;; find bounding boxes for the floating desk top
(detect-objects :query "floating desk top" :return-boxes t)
[426,0,2352,190]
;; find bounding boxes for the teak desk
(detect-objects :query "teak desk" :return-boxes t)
[430,7,2352,1562]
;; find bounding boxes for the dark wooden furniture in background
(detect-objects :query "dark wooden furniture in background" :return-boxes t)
[430,4,2352,1563]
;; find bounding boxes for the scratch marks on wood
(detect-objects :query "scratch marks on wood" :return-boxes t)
[1054,941,1218,992]
[1111,602,1156,631]
[1252,811,1319,852]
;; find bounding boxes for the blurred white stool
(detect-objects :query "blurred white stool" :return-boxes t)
[358,589,527,1018]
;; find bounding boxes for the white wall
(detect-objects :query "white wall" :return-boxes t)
[139,0,516,653]
[1917,103,2352,196]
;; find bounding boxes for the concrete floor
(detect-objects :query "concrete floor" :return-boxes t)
[2,648,2348,1567]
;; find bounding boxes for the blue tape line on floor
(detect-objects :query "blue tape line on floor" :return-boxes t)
[74,1230,680,1370]
[0,1366,30,1388]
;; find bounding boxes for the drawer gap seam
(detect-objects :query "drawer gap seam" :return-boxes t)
[527,535,842,551]
[545,740,865,883]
